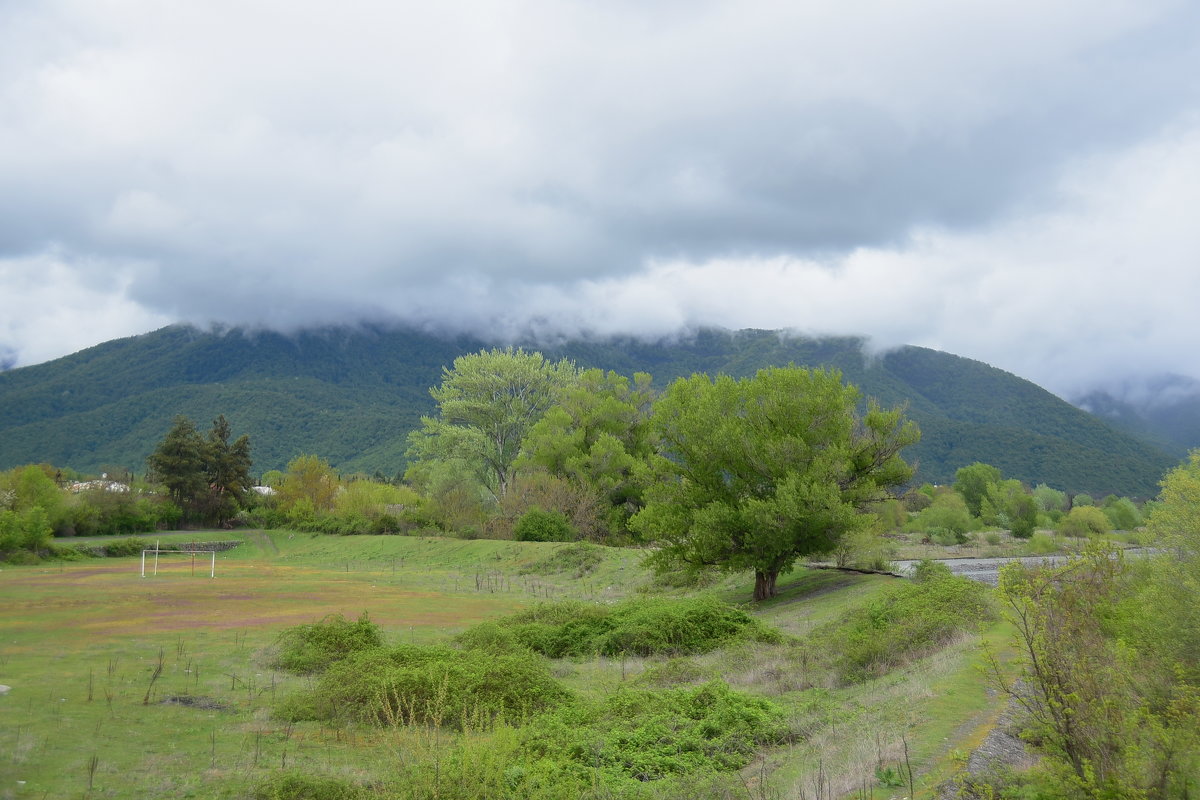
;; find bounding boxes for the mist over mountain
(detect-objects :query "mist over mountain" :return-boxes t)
[1075,374,1200,460]
[0,324,1176,497]
[3,3,1200,401]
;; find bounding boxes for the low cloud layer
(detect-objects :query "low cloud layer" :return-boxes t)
[2,1,1199,398]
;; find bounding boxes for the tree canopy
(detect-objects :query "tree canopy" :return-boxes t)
[146,415,252,525]
[405,348,576,500]
[631,366,919,601]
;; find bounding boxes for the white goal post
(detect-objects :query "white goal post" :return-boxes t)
[140,542,216,578]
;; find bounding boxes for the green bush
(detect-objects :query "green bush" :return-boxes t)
[254,772,368,800]
[519,541,603,577]
[928,527,964,546]
[635,657,716,686]
[513,508,575,542]
[279,645,570,727]
[271,613,384,674]
[816,565,995,683]
[475,596,782,658]
[522,681,791,783]
[1028,531,1060,554]
[98,537,152,557]
[1058,506,1111,538]
[455,621,525,654]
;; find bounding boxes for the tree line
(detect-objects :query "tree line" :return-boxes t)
[0,346,1159,601]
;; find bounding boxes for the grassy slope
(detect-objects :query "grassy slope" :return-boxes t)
[0,325,1174,495]
[0,533,1011,799]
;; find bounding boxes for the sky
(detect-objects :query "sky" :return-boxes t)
[2,0,1199,401]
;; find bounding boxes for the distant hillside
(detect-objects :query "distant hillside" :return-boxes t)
[1075,375,1200,460]
[0,325,1176,496]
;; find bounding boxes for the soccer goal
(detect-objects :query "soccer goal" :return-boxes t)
[140,544,216,578]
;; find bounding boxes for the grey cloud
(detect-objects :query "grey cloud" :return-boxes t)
[1,0,1200,397]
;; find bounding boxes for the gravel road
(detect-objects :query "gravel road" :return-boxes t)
[893,548,1157,586]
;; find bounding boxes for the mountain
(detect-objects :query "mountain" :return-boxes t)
[1074,374,1200,460]
[0,325,1177,496]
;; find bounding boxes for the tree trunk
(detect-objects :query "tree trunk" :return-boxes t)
[753,568,779,602]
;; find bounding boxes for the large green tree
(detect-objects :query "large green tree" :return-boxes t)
[146,416,207,514]
[953,461,1002,517]
[631,366,919,601]
[405,348,576,500]
[200,415,253,524]
[518,368,655,536]
[147,415,252,524]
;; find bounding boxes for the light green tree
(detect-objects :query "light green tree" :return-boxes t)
[1058,505,1111,537]
[631,367,919,601]
[518,368,654,535]
[406,348,576,499]
[905,491,974,540]
[1138,449,1200,680]
[981,479,1038,538]
[1032,484,1068,515]
[953,462,1002,517]
[279,454,339,513]
[1101,495,1142,531]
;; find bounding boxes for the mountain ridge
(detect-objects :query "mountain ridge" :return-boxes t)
[0,324,1176,496]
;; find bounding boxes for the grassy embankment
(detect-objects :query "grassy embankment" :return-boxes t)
[0,531,1015,799]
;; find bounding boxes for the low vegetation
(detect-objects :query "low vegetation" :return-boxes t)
[269,612,384,674]
[3,344,1195,798]
[815,561,996,683]
[278,645,571,727]
[462,595,782,658]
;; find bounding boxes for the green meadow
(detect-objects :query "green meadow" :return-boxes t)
[0,531,1012,800]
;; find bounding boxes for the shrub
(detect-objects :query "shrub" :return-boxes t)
[518,541,604,578]
[816,566,995,683]
[279,645,570,727]
[929,527,965,546]
[906,493,975,537]
[99,537,151,557]
[832,527,896,570]
[522,681,791,783]
[1029,531,1060,554]
[911,559,953,583]
[478,596,782,658]
[1102,497,1142,531]
[1058,506,1111,538]
[513,508,575,542]
[635,657,716,686]
[254,772,368,800]
[455,621,525,654]
[271,613,384,674]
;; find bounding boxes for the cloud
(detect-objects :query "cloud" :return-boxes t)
[1,0,1199,396]
[0,250,171,367]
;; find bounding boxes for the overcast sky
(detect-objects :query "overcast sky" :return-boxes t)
[2,1,1199,399]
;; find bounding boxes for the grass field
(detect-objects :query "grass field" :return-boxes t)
[0,531,1013,799]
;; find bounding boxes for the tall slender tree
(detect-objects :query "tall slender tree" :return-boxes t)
[202,414,253,524]
[147,416,206,516]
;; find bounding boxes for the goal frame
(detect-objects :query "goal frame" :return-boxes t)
[140,545,216,578]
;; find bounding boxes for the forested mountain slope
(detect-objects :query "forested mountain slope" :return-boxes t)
[0,325,1175,495]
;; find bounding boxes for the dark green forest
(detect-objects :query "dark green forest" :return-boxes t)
[0,324,1176,495]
